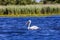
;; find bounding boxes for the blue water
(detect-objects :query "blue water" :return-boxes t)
[0,16,60,40]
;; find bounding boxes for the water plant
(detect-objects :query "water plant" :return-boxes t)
[0,5,60,16]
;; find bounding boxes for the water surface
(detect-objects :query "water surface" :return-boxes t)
[0,16,60,40]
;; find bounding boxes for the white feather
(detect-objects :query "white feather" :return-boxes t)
[27,20,40,30]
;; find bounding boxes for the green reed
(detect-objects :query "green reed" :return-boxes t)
[0,5,60,15]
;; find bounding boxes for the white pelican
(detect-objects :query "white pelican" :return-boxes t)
[26,20,40,30]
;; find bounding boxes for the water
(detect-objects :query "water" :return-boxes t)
[0,16,60,40]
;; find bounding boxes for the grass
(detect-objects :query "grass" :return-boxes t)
[0,4,60,17]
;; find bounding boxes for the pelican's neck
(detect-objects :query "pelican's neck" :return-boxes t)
[27,20,31,29]
[28,23,31,27]
[28,22,31,29]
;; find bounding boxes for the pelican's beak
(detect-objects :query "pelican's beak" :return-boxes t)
[26,21,29,25]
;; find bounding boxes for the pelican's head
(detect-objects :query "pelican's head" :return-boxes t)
[26,20,31,25]
[28,20,31,23]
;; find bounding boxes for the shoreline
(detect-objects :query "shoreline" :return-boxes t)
[0,14,60,17]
